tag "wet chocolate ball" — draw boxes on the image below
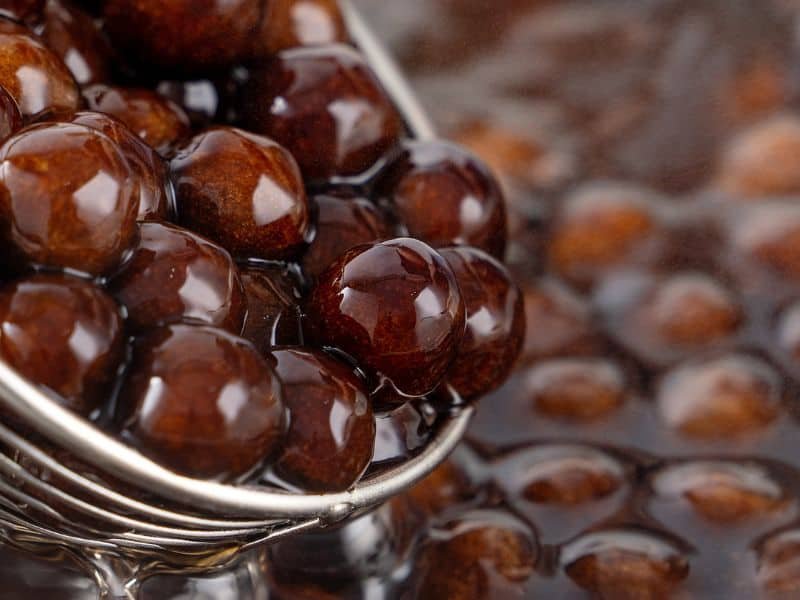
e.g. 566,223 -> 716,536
109,221 -> 246,333
0,122 -> 139,276
377,141 -> 508,259
0,273 -> 123,416
305,238 -> 465,398
171,127 -> 310,260
116,324 -> 286,480
255,0 -> 348,56
239,262 -> 303,353
272,348 -> 375,492
241,44 -> 402,181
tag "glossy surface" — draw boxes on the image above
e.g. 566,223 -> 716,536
109,221 -> 246,333
305,238 -> 465,398
239,262 -> 303,353
241,44 -> 402,180
301,190 -> 393,281
255,0 -> 348,56
0,0 -> 44,23
0,84 -> 20,141
0,18 -> 79,121
271,348 -> 375,492
171,127 -> 310,260
0,122 -> 139,276
377,141 -> 508,258
0,273 -> 123,416
439,246 -> 524,400
82,84 -> 190,154
116,324 -> 286,480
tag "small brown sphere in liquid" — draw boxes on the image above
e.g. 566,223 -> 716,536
525,358 -> 627,421
272,348 -> 375,492
0,18 -> 79,121
301,191 -> 393,282
0,122 -> 139,276
758,529 -> 800,593
82,84 -> 190,154
731,202 -> 800,283
254,0 -> 348,56
377,141 -> 508,259
657,354 -> 782,438
109,222 -> 246,333
171,127 -> 310,260
0,85 -> 21,142
305,238 -> 465,398
116,324 -> 286,480
439,246 -> 524,400
0,273 -> 123,416
239,262 -> 303,353
241,44 -> 402,181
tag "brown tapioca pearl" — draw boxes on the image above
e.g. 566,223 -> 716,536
305,238 -> 465,399
0,84 -> 20,141
171,127 -> 310,260
722,57 -> 788,125
70,111 -> 172,221
716,114 -> 800,198
0,0 -> 43,23
0,18 -> 79,121
0,122 -> 139,276
0,273 -> 123,416
109,222 -> 246,333
156,79 -> 220,129
439,247 -> 524,400
116,324 -> 286,481
657,354 -> 782,438
102,0 -> 262,74
547,182 -> 665,289
562,529 -> 690,600
729,202 -> 800,283
253,0 -> 348,56
82,84 -> 190,154
239,263 -> 302,353
652,461 -> 790,523
406,459 -> 473,516
757,529 -> 800,593
301,191 -> 393,282
37,0 -> 111,86
415,510 -> 537,600
524,358 -> 627,421
496,445 -> 626,506
371,400 -> 435,467
271,348 -> 375,492
240,44 -> 402,181
520,277 -> 597,363
376,140 -> 508,259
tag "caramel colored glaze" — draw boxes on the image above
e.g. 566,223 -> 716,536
301,191 -> 393,281
271,348 -> 375,492
239,262 -> 302,352
116,323 -> 286,480
254,0 -> 348,56
0,18 -> 79,122
0,122 -> 139,276
37,0 -> 111,86
109,221 -> 246,333
82,84 -> 190,154
305,238 -> 465,398
377,141 -> 508,259
241,44 -> 402,181
171,127 -> 310,260
0,0 -> 43,23
0,84 -> 21,141
0,273 -> 123,415
70,111 -> 172,221
102,0 -> 263,74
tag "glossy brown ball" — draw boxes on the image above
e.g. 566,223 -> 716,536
37,0 -> 111,86
254,0 -> 348,56
171,127 -> 310,260
82,84 -> 190,154
378,141 -> 508,259
240,263 -> 303,353
109,222 -> 246,333
758,529 -> 800,593
0,18 -> 79,121
116,324 -> 286,480
0,122 -> 139,276
71,111 -> 172,221
272,348 -> 375,492
0,273 -> 123,415
0,84 -> 21,142
440,246 -> 524,400
241,44 -> 402,181
306,238 -> 465,398
102,0 -> 262,74
301,191 -> 393,281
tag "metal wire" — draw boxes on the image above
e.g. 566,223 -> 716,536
0,0 -> 473,563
